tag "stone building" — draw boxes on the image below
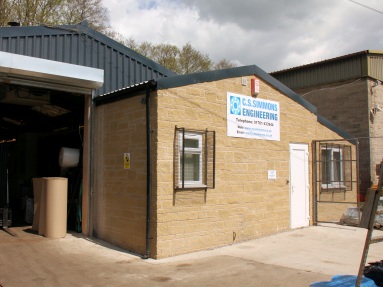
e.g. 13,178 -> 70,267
271,50 -> 383,198
92,66 -> 357,258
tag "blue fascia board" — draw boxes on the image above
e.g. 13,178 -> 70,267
157,64 -> 317,114
96,63 -> 351,142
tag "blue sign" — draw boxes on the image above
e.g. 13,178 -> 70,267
230,96 -> 241,115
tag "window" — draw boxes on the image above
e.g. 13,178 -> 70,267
180,133 -> 202,185
320,143 -> 352,190
174,127 -> 215,190
321,147 -> 343,188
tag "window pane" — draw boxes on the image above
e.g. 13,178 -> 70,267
322,150 -> 331,184
185,138 -> 199,148
184,153 -> 200,181
333,151 -> 341,182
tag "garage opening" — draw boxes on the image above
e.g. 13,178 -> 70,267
0,51 -> 103,234
0,86 -> 85,230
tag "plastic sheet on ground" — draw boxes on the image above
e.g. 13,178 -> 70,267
310,275 -> 378,287
340,200 -> 383,227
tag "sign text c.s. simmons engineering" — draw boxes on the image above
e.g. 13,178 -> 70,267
227,92 -> 280,141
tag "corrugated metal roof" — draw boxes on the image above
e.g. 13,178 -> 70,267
271,50 -> 370,74
0,21 -> 176,96
270,50 -> 383,90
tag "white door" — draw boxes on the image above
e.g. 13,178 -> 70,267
290,143 -> 309,229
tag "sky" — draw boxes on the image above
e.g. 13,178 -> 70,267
102,0 -> 383,73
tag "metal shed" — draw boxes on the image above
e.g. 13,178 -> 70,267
0,22 -> 174,235
0,20 -> 176,96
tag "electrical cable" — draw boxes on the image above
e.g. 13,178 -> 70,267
301,78 -> 362,97
348,0 -> 383,15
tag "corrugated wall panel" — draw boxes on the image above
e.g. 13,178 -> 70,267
272,56 -> 365,89
369,56 -> 383,81
0,25 -> 174,95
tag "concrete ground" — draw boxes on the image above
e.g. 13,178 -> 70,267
0,223 -> 382,287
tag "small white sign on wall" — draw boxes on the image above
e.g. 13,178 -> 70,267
268,170 -> 277,180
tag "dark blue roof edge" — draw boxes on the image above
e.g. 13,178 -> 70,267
94,81 -> 156,106
157,65 -> 358,141
317,114 -> 357,144
157,64 -> 318,114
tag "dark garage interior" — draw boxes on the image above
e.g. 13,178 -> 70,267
0,83 -> 85,231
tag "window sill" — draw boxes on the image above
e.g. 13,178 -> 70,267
321,185 -> 347,192
175,184 -> 207,191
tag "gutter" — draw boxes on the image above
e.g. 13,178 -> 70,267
88,90 -> 96,237
144,82 -> 153,259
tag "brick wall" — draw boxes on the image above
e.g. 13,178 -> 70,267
367,79 -> 383,185
93,96 -> 148,255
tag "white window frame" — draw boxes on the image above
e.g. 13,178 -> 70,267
321,147 -> 345,189
178,132 -> 204,187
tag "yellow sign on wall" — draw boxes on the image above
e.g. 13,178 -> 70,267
124,153 -> 131,169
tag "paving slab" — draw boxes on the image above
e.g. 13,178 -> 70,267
0,223 -> 382,287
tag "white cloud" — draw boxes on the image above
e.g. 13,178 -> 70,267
103,0 -> 383,72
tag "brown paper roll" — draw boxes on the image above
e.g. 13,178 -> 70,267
43,177 -> 68,238
38,182 -> 46,236
32,178 -> 43,232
